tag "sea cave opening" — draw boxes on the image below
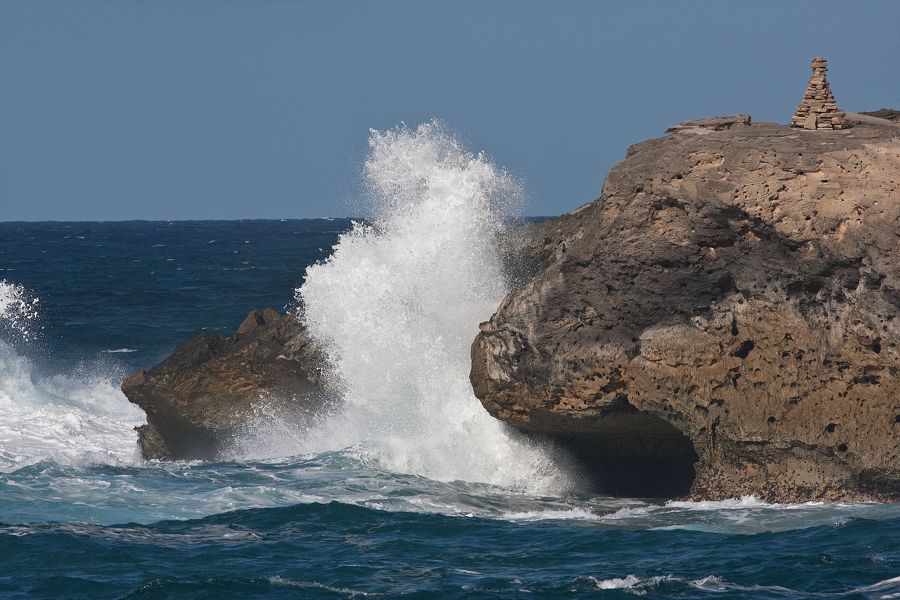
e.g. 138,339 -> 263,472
530,408 -> 699,499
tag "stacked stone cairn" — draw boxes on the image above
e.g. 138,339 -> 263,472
790,56 -> 847,130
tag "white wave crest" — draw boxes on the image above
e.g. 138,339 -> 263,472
584,574 -> 677,594
0,340 -> 146,472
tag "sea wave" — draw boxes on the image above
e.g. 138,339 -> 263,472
581,573 -> 900,598
291,121 -> 567,493
0,280 -> 145,472
1,501 -> 897,598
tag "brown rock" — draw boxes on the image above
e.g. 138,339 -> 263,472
133,422 -> 170,461
666,115 -> 751,132
123,308 -> 331,460
473,116 -> 900,502
860,108 -> 900,123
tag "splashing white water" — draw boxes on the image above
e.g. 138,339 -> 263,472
0,279 -> 40,341
0,282 -> 145,472
295,121 -> 567,491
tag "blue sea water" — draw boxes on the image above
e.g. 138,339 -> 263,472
0,219 -> 898,600
1,125 -> 898,598
0,219 -> 346,372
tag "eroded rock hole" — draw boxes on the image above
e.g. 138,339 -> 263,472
529,407 -> 699,498
732,340 -> 755,359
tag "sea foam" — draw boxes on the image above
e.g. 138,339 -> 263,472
0,281 -> 145,472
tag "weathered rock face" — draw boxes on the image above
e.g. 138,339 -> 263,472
123,308 -> 329,460
472,116 -> 900,502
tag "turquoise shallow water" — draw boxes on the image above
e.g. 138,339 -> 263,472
1,221 -> 898,599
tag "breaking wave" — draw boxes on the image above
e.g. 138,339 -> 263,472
0,281 -> 144,472
295,121 -> 567,491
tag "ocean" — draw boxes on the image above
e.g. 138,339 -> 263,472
1,124 -> 899,598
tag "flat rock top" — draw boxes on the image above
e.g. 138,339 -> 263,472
648,118 -> 893,153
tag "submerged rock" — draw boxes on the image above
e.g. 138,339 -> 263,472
473,115 -> 900,502
123,308 -> 329,460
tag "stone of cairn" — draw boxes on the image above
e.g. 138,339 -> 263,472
790,57 -> 847,130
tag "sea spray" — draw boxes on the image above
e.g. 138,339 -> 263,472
0,281 -> 145,471
0,279 -> 40,342
296,122 -> 568,491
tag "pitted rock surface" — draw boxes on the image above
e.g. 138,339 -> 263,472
472,117 -> 900,502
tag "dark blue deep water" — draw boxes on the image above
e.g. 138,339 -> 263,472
0,220 -> 348,371
0,221 -> 898,599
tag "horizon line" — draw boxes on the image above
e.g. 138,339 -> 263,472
0,216 -> 556,224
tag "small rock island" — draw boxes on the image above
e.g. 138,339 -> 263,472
123,308 -> 328,460
470,60 -> 899,502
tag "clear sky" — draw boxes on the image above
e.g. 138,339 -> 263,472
1,0 -> 898,221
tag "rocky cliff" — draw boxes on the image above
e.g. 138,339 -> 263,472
123,308 -> 329,460
472,114 -> 900,502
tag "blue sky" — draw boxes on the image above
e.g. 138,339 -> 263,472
1,0 -> 898,221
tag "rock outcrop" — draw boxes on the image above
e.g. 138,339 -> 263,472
861,108 -> 900,123
123,308 -> 329,460
667,114 -> 752,133
472,115 -> 900,502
